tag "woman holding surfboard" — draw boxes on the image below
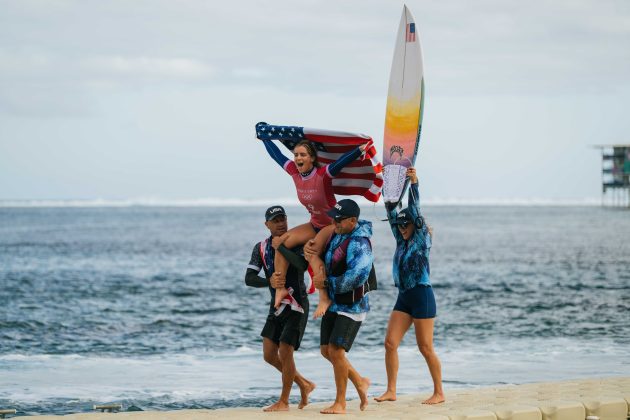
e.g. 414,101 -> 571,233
375,167 -> 444,405
259,134 -> 367,318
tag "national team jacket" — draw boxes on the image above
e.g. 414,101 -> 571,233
387,183 -> 432,292
324,220 -> 373,314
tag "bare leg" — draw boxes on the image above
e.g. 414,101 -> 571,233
309,255 -> 331,319
320,344 -> 348,414
263,343 -> 295,411
308,225 -> 335,318
262,338 -> 315,410
413,318 -> 445,404
320,345 -> 370,413
273,223 -> 317,308
375,310 -> 412,402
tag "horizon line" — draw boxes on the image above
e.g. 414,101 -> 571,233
0,197 -> 604,208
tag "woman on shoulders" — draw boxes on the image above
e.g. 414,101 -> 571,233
258,122 -> 367,317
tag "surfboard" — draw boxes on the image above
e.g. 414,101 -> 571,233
382,5 -> 425,205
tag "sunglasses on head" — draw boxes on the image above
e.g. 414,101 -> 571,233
397,221 -> 411,228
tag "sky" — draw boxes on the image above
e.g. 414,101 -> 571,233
1,0 -> 629,203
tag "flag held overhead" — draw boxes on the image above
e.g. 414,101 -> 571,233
256,122 -> 382,202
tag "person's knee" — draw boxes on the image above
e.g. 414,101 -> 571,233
320,346 -> 330,361
278,343 -> 294,361
328,345 -> 346,364
312,231 -> 331,253
263,352 -> 276,365
384,336 -> 399,353
263,347 -> 278,365
418,343 -> 434,358
284,229 -> 309,248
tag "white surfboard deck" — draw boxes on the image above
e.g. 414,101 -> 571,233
382,5 -> 425,205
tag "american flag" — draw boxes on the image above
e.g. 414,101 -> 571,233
256,122 -> 382,202
406,22 -> 416,43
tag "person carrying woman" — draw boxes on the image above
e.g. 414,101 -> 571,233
374,167 -> 445,405
257,122 -> 367,318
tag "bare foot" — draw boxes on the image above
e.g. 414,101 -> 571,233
357,377 -> 370,411
313,290 -> 331,319
263,400 -> 290,411
422,392 -> 445,405
274,286 -> 289,309
320,402 -> 346,414
298,380 -> 316,409
374,390 -> 396,402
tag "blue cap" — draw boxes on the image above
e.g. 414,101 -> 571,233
327,199 -> 360,219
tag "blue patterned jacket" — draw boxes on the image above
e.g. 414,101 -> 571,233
324,220 -> 373,314
387,183 -> 432,291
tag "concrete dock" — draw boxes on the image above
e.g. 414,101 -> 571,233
19,376 -> 630,419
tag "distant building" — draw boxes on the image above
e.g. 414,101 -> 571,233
595,144 -> 630,207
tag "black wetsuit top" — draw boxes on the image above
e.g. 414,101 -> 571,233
245,239 -> 308,314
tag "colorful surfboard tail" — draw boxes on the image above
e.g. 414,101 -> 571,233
382,5 -> 425,205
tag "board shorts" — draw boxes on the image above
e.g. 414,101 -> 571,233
261,300 -> 309,351
320,311 -> 362,352
393,284 -> 436,319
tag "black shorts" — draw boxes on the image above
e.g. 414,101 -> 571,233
260,300 -> 309,351
320,311 -> 362,352
393,284 -> 436,319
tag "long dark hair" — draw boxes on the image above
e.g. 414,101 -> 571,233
294,140 -> 320,168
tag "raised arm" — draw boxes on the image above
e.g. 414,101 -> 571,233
262,139 -> 290,169
327,145 -> 365,177
328,237 -> 373,294
386,202 -> 403,241
406,168 -> 430,247
407,168 -> 421,220
255,122 -> 290,169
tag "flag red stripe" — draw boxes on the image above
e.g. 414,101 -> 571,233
307,134 -> 371,145
334,186 -> 376,196
319,158 -> 374,168
334,173 -> 378,180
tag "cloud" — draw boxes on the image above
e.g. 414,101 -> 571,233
82,56 -> 213,80
0,49 -> 213,82
0,50 -> 215,116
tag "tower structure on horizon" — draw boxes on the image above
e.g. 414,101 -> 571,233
595,144 -> 630,207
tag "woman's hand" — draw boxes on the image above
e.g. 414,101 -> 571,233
406,167 -> 418,184
359,143 -> 368,157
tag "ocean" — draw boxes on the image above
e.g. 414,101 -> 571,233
1,205 -> 629,416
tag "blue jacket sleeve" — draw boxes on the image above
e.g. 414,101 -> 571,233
262,140 -> 289,169
387,205 -> 402,241
327,146 -> 363,177
408,183 -> 429,247
408,182 -> 421,220
329,237 -> 373,294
